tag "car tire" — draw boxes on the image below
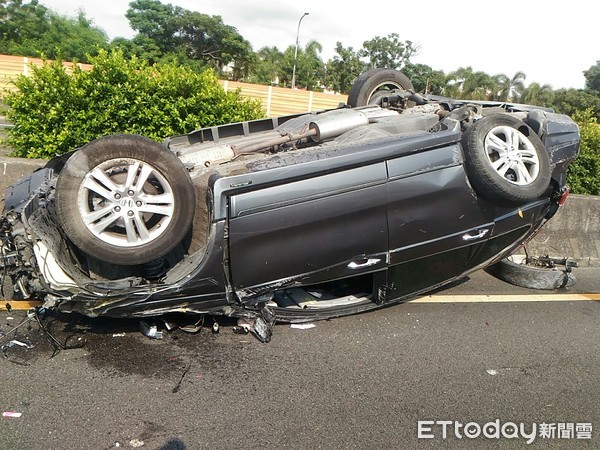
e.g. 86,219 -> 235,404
487,255 -> 576,290
55,134 -> 195,265
461,114 -> 551,205
347,68 -> 415,107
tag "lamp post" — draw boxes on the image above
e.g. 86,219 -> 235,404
291,12 -> 309,90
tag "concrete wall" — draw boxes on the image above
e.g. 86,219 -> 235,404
525,194 -> 600,267
1,156 -> 598,266
0,153 -> 47,211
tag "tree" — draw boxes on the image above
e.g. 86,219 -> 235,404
402,63 -> 446,95
296,40 -> 325,90
519,82 -> 554,106
248,46 -> 284,85
323,43 -> 366,94
0,0 -> 108,61
279,40 -> 325,90
583,60 -> 600,94
495,71 -> 526,101
445,67 -> 497,100
126,0 -> 253,78
125,0 -> 183,50
41,11 -> 109,61
549,88 -> 600,120
358,34 -> 417,70
0,0 -> 49,54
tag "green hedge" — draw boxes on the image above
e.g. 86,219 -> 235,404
567,110 -> 600,195
2,49 -> 264,159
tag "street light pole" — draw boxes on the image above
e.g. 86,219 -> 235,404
291,12 -> 309,90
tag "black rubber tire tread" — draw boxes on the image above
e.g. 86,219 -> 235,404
56,134 -> 195,265
488,257 -> 576,290
461,114 -> 551,205
347,68 -> 414,107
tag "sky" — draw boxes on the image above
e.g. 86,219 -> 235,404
39,0 -> 597,90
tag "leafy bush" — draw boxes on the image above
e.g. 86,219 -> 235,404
567,110 -> 600,195
3,49 -> 264,158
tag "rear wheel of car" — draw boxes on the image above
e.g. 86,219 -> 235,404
461,114 -> 551,205
55,134 -> 195,265
347,68 -> 415,107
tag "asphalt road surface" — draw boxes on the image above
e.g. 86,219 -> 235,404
1,268 -> 599,449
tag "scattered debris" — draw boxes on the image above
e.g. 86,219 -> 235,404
211,321 -> 220,334
112,333 -> 126,338
290,323 -> 316,330
179,316 -> 204,334
139,321 -> 163,339
129,439 -> 144,448
2,411 -> 22,418
486,369 -> 498,375
162,320 -> 178,331
233,318 -> 253,334
251,307 -> 275,343
1,338 -> 34,362
6,339 -> 33,349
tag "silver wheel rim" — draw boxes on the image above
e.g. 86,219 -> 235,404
77,158 -> 175,247
484,125 -> 540,186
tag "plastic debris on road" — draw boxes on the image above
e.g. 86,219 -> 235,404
290,323 -> 316,330
139,321 -> 163,339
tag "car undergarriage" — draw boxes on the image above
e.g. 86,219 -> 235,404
0,69 -> 580,333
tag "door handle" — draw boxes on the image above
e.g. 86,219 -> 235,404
462,229 -> 489,241
347,258 -> 381,269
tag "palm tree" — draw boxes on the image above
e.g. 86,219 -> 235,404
519,82 -> 555,106
284,40 -> 324,90
444,67 -> 497,100
495,71 -> 527,101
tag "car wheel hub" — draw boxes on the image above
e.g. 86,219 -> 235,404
484,125 -> 540,186
77,158 -> 175,248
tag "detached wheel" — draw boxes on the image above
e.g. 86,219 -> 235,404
56,134 -> 195,265
347,68 -> 414,107
488,255 -> 576,290
462,114 -> 551,205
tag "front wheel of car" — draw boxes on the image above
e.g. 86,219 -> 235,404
55,134 -> 195,265
461,114 -> 551,205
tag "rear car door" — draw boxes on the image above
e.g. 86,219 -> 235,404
385,143 -> 494,298
228,163 -> 388,292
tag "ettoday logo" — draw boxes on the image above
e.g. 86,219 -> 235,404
417,420 -> 593,444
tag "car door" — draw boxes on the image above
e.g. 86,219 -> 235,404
385,143 -> 494,298
228,162 -> 389,293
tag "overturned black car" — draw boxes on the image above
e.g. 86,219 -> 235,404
0,69 -> 580,325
